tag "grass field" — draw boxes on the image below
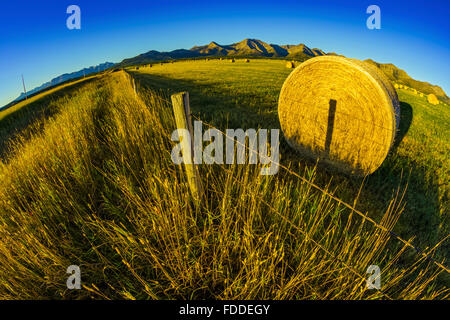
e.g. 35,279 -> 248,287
131,59 -> 449,255
0,60 -> 448,299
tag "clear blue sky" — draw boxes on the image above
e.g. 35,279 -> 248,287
1,0 -> 449,107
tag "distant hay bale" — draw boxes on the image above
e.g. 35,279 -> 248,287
419,93 -> 424,97
427,93 -> 439,105
245,59 -> 250,63
230,58 -> 235,63
286,61 -> 295,69
278,56 -> 400,175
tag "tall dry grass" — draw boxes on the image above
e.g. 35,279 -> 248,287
0,71 -> 447,299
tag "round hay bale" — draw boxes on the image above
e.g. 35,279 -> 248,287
286,61 -> 295,69
245,59 -> 250,63
230,58 -> 235,63
278,56 -> 400,175
427,93 -> 439,105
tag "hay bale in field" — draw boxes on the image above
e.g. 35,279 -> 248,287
278,55 -> 400,176
419,92 -> 424,97
427,93 -> 439,105
286,61 -> 295,69
245,59 -> 250,63
230,58 -> 235,63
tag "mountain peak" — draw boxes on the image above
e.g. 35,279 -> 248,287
208,41 -> 220,48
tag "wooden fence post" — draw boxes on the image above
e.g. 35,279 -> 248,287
171,92 -> 204,203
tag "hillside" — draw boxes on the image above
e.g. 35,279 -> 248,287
364,59 -> 450,104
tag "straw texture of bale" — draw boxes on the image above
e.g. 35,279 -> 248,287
278,56 -> 400,175
286,61 -> 295,69
427,94 -> 439,105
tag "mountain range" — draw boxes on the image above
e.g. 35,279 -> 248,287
4,39 -> 448,108
119,39 -> 325,66
12,62 -> 115,103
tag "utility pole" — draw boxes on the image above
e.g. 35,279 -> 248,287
21,74 -> 28,100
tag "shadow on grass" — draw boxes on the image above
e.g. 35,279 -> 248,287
392,101 -> 413,151
133,72 -> 447,269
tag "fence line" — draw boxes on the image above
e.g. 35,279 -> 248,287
129,78 -> 449,275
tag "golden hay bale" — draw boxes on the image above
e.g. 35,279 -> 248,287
230,58 -> 235,63
278,56 -> 400,175
427,93 -> 439,105
286,61 -> 295,69
419,93 -> 424,97
245,59 -> 250,63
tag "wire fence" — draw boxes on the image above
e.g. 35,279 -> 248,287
129,75 -> 449,278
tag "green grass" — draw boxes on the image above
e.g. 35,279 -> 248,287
132,59 -> 449,258
0,61 -> 448,299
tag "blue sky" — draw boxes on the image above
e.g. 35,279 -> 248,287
0,0 -> 449,107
